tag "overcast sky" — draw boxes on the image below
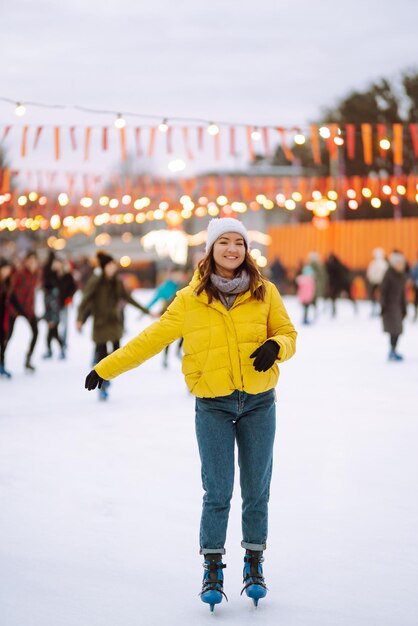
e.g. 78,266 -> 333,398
1,0 -> 417,175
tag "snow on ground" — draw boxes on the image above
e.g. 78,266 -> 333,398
1,292 -> 418,626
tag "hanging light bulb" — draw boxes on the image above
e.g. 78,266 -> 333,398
114,114 -> 126,129
207,122 -> 220,136
251,128 -> 261,141
15,102 -> 26,116
379,138 -> 391,151
294,133 -> 306,145
158,119 -> 169,132
319,126 -> 331,139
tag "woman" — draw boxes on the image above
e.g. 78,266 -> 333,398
84,219 -> 297,609
0,259 -> 15,378
380,251 -> 407,361
77,251 -> 150,400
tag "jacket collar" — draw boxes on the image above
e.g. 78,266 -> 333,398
189,269 -> 260,313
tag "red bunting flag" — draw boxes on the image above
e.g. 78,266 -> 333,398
409,123 -> 418,158
102,127 -> 108,151
377,124 -> 387,158
262,127 -> 271,157
182,127 -> 193,160
147,127 -> 156,157
197,127 -> 204,151
135,128 -> 143,157
69,127 -> 77,150
33,126 -> 43,149
1,126 -> 11,143
229,127 -> 236,156
84,127 -> 92,161
310,125 -> 321,165
345,124 -> 356,159
166,127 -> 173,154
21,126 -> 28,157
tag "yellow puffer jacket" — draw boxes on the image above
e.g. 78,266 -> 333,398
95,272 -> 297,398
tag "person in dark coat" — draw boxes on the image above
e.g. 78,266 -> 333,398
0,259 -> 20,378
7,251 -> 40,372
380,251 -> 408,361
42,255 -> 67,360
325,253 -> 356,317
76,251 -> 150,399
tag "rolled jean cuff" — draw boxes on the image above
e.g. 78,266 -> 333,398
200,548 -> 226,555
241,541 -> 266,551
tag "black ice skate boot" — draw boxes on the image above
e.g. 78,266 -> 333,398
241,550 -> 267,607
200,553 -> 227,612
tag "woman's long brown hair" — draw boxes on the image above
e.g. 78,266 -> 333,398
195,248 -> 266,303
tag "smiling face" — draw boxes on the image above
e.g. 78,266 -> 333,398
212,232 -> 246,278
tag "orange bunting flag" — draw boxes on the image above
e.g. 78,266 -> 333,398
277,128 -> 293,163
54,127 -> 61,160
310,125 -> 321,164
246,127 -> 255,161
102,127 -> 108,151
0,167 -> 10,193
33,127 -> 43,149
21,126 -> 28,157
147,127 -> 156,157
84,127 -> 92,161
69,127 -> 77,150
182,127 -> 193,160
119,127 -> 127,161
345,124 -> 356,160
377,124 -> 387,158
214,131 -> 221,161
361,124 -> 373,165
409,123 -> 418,158
392,123 -> 403,167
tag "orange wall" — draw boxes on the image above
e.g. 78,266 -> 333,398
268,218 -> 418,270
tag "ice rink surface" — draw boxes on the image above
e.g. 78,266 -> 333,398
1,292 -> 418,626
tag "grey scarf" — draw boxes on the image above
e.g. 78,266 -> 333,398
210,271 -> 251,310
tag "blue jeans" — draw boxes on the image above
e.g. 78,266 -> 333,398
195,389 -> 276,555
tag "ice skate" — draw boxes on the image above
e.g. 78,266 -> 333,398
98,380 -> 110,400
241,550 -> 267,607
0,366 -> 12,378
200,554 -> 227,612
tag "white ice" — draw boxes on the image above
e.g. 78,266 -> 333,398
1,292 -> 418,626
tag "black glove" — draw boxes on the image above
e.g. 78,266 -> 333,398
85,369 -> 104,390
250,340 -> 280,372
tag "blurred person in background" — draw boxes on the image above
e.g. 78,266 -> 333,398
7,251 -> 40,372
76,251 -> 150,400
146,266 -> 187,367
380,251 -> 408,361
366,248 -> 388,317
296,265 -> 316,325
307,251 -> 328,317
409,251 -> 418,321
325,253 -> 356,317
42,254 -> 67,360
0,259 -> 22,378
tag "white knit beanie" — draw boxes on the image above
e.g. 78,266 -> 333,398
205,218 -> 250,253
